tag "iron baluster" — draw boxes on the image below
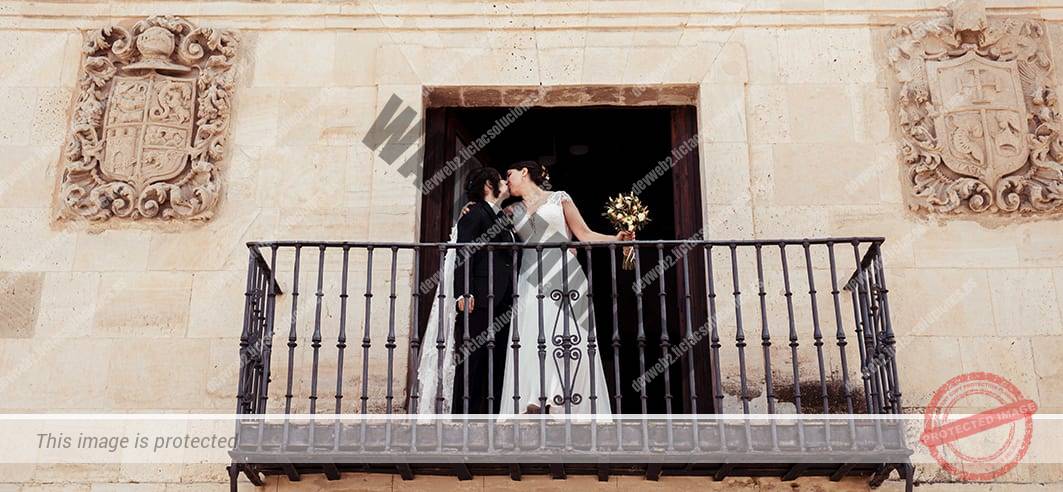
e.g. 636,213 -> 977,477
779,244 -> 806,451
608,244 -> 623,452
435,246 -> 447,414
336,246 -> 350,456
486,246 -> 495,451
655,244 -> 674,450
826,242 -> 857,450
583,245 -> 599,448
308,246 -> 326,451
803,241 -> 831,451
754,244 -> 778,451
632,245 -> 650,451
703,245 -> 725,451
283,246 -> 302,415
680,252 -> 699,452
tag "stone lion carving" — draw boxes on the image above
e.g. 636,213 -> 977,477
59,16 -> 238,222
887,0 -> 1063,215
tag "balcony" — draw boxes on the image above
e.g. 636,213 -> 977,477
227,238 -> 913,490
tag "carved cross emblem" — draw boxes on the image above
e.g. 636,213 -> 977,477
887,2 -> 1063,215
959,68 -> 998,104
927,52 -> 1030,188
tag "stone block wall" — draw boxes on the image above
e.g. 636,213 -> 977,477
1,0 -> 1062,489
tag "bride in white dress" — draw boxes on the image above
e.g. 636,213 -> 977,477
500,161 -> 634,415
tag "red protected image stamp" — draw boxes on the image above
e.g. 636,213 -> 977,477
920,372 -> 1038,481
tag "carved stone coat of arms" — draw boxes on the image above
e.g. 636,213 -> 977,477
887,1 -> 1063,215
59,16 -> 237,222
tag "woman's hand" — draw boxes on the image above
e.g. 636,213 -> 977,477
616,230 -> 636,242
460,201 -> 475,216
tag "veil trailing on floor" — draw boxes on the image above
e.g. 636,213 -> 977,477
414,224 -> 458,415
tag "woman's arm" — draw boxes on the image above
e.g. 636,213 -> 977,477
561,197 -> 635,242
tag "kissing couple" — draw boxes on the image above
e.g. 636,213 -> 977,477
415,161 -> 634,416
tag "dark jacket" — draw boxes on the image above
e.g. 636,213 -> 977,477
453,200 -> 516,304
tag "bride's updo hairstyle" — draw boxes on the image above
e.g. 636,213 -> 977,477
508,160 -> 550,187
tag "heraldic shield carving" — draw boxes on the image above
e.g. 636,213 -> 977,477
59,16 -> 238,222
887,1 -> 1063,215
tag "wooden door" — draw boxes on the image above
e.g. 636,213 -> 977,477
670,106 -> 713,413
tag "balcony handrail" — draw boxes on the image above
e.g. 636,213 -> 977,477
249,246 -> 283,295
247,237 -> 886,250
844,241 -> 883,291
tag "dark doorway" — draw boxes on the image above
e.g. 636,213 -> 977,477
415,104 -> 711,414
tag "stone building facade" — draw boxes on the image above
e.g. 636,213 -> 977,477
2,0 -> 1063,490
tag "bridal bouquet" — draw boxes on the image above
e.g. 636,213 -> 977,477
603,192 -> 650,270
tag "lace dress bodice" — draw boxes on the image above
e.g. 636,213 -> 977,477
513,191 -> 572,244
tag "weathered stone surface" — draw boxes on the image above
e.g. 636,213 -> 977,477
699,83 -> 746,143
779,28 -> 876,85
0,209 -> 77,271
746,85 -> 789,144
0,272 -> 43,338
424,86 -> 462,107
270,472 -> 392,490
276,89 -> 328,145
704,204 -> 754,238
786,85 -> 853,143
35,272 -> 99,337
501,87 -> 542,106
187,270 -> 245,338
957,337 -> 1039,402
253,30 -> 332,88
0,146 -> 59,209
828,209 -> 919,267
988,269 -> 1063,336
333,31 -> 383,87
1032,335 -> 1063,409
73,229 -> 152,272
618,476 -> 759,491
542,86 -> 587,105
538,48 -> 583,86
752,205 -> 830,238
850,85 -> 891,144
397,475 -> 481,491
700,142 -> 751,206
894,335 -> 964,406
116,463 -> 184,485
0,339 -> 113,410
145,205 -> 278,271
886,268 -> 995,337
256,145 -> 346,210
230,88 -> 279,147
462,87 -> 503,106
57,16 -> 238,223
769,143 -> 886,206
0,31 -> 67,88
103,338 -> 209,409
910,221 -> 1022,268
94,272 -> 192,336
582,47 -> 629,84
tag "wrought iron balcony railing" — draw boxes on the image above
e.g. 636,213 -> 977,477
229,238 -> 913,491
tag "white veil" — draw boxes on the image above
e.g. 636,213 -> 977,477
414,223 -> 458,414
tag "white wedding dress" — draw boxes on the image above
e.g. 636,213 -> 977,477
499,191 -> 612,415
414,224 -> 459,415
